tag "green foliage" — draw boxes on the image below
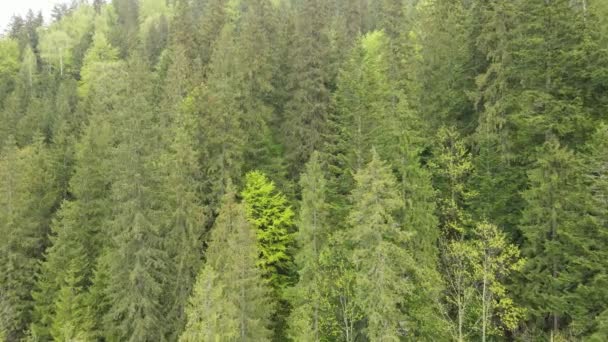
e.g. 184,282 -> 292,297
242,171 -> 295,288
347,150 -> 414,340
242,171 -> 295,340
0,135 -> 60,341
519,138 -> 590,338
180,188 -> 272,342
0,0 -> 606,340
288,152 -> 330,341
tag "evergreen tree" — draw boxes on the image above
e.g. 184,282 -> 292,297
242,171 -> 295,340
180,187 -> 272,342
191,24 -> 245,209
288,152 -> 330,341
101,58 -> 168,341
161,92 -> 206,339
347,150 -> 414,340
518,138 -> 589,339
30,114 -> 113,340
281,0 -> 333,177
0,134 -> 60,341
578,124 -> 608,338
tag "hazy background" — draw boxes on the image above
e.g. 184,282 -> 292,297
0,0 -> 59,34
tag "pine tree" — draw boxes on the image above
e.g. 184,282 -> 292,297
288,152 -> 330,341
191,24 -> 246,209
101,58 -> 168,341
0,134 -> 60,341
180,187 -> 272,342
518,137 -> 589,339
50,256 -> 95,341
397,143 -> 448,339
30,114 -> 113,340
161,93 -> 206,339
347,150 -> 414,340
242,171 -> 295,289
568,124 -> 608,337
411,0 -> 476,132
281,0 -> 333,178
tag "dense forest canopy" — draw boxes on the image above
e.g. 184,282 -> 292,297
0,0 -> 607,341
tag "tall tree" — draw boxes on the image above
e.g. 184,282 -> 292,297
281,0 -> 333,178
160,93 -> 206,339
30,114 -> 113,340
242,171 -> 295,340
347,150 -> 414,340
518,138 -> 589,340
101,58 -> 168,341
288,152 -> 330,341
0,135 -> 60,341
180,187 -> 272,342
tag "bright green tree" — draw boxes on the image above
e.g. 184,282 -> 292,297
242,171 -> 295,340
472,221 -> 524,341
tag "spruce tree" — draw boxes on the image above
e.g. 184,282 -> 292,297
101,58 -> 168,341
519,137 -> 589,339
180,187 -> 272,342
282,0 -> 333,177
242,171 -> 295,340
191,23 -> 245,209
288,152 -> 330,341
0,134 -> 60,341
161,93 -> 206,339
30,114 -> 113,340
347,150 -> 414,340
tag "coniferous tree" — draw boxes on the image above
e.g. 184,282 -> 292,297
30,114 -> 113,340
0,134 -> 60,341
347,150 -> 414,340
191,24 -> 245,209
242,171 -> 295,340
579,124 -> 608,338
101,57 -> 168,341
519,138 -> 589,339
288,152 -> 330,341
180,187 -> 272,342
282,0 -> 333,178
161,93 -> 206,339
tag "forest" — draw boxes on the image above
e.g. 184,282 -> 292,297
0,0 -> 607,341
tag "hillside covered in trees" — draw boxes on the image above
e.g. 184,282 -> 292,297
0,0 -> 607,341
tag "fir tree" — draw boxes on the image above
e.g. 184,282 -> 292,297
180,187 -> 272,342
519,137 -> 589,339
288,152 -> 330,341
242,171 -> 295,340
347,150 -> 414,340
0,134 -> 60,341
161,93 -> 206,339
101,58 -> 168,341
281,0 -> 333,178
30,114 -> 113,340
